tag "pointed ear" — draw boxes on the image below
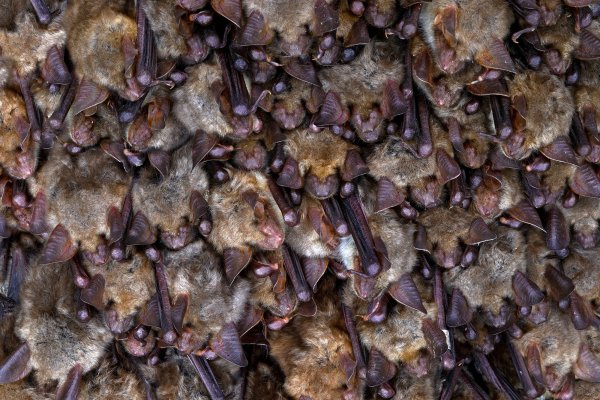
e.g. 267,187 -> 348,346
506,200 -> 544,231
436,149 -> 461,184
341,149 -> 369,181
339,352 -> 357,384
71,77 -> 109,116
570,291 -> 593,330
544,265 -> 575,301
574,29 -> 600,60
80,274 -> 106,310
210,322 -> 248,367
446,288 -> 472,327
190,190 -> 210,222
475,38 -> 517,73
574,343 -> 600,382
366,348 -> 397,387
125,212 -> 156,246
465,218 -> 496,245
374,178 -> 404,213
29,191 -> 48,235
223,247 -> 252,284
210,0 -> 242,26
56,364 -> 82,400
545,206 -> 570,251
237,10 -> 273,46
148,150 -> 171,179
388,273 -> 426,313
107,206 -> 124,244
235,305 -> 263,337
283,58 -> 321,87
413,48 -> 433,88
301,258 -> 328,293
312,91 -> 348,126
467,78 -> 509,96
40,224 -> 78,265
297,297 -> 318,317
0,343 -> 31,384
313,0 -> 339,36
139,294 -> 161,328
434,5 -> 457,46
172,294 -> 189,333
570,164 -> 600,198
192,130 -> 218,168
345,18 -> 370,47
421,318 -> 448,358
381,80 -> 408,119
540,136 -> 578,165
276,157 -> 303,189
512,271 -> 544,307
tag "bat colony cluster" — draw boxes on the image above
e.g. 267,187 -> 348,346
1,0 -> 600,399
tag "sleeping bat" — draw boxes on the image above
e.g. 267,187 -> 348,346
28,146 -> 132,262
317,37 -> 405,143
537,12 -> 580,75
131,137 -> 209,250
141,0 -> 188,60
559,196 -> 600,249
269,275 -> 361,400
280,127 -> 362,199
417,207 -> 497,269
573,59 -> 600,164
561,246 -> 600,330
420,0 -> 515,74
13,258 -> 112,390
207,169 -> 285,282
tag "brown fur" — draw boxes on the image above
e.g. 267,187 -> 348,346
142,0 -> 187,60
78,355 -> 147,400
269,276 -> 357,399
538,13 -> 580,73
29,146 -> 131,253
164,240 -> 250,348
445,226 -> 526,315
540,161 -> 575,205
504,70 -> 574,160
471,168 -> 524,220
142,87 -> 192,151
285,196 -> 337,259
207,170 -> 285,252
562,247 -> 600,305
244,361 -> 288,399
560,197 -> 600,249
15,260 -> 112,386
132,139 -> 209,235
420,0 -> 514,72
319,38 -> 404,117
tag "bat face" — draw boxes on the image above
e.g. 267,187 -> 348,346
560,197 -> 600,249
208,170 -> 285,253
29,146 -> 132,255
537,13 -> 580,75
420,0 -> 514,74
15,259 -> 112,387
132,139 -> 209,250
503,70 -> 574,160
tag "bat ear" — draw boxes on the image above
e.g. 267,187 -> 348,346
237,10 -> 273,46
29,191 -> 48,235
362,292 -> 389,323
211,0 -> 242,27
435,5 -> 457,46
466,78 -> 509,96
140,294 -> 161,328
352,269 -> 376,300
465,218 -> 496,246
525,343 -> 545,386
210,322 -> 248,367
339,352 -> 358,384
341,149 -> 369,182
570,164 -> 600,198
512,271 -> 544,307
421,318 -> 448,358
223,246 -> 252,284
40,224 -> 78,265
345,18 -> 370,47
148,150 -> 171,178
475,38 -> 517,73
276,157 -> 303,189
283,58 -> 321,87
107,206 -> 125,244
446,288 -> 472,327
101,140 -> 131,172
582,105 -> 599,141
42,46 -> 71,85
0,343 -> 31,384
312,91 -> 348,126
506,200 -> 544,231
313,0 -> 339,35
80,274 -> 106,310
236,305 -> 264,337
172,294 -> 189,334
381,79 -> 408,119
374,177 -> 404,213
366,348 -> 396,387
297,297 -> 318,317
125,212 -> 156,246
574,343 -> 600,382
436,149 -> 461,184
308,206 -> 337,247
413,49 -> 433,88
574,29 -> 600,60
545,206 -> 570,252
540,136 -> 578,165
301,258 -> 327,293
414,224 -> 432,253
71,77 -> 109,116
544,265 -> 575,303
192,130 -> 218,168
388,273 -> 426,313
56,364 -> 82,400
570,291 -> 593,330
190,190 -> 210,222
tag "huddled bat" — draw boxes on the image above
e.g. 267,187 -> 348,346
417,207 -> 496,269
132,137 -> 209,250
561,246 -> 600,330
28,146 -> 131,261
141,0 -> 188,60
266,78 -> 316,130
444,226 -> 542,336
269,275 -> 361,399
560,196 -> 600,249
280,128 -> 361,199
503,69 -> 574,160
367,115 -> 459,210
537,12 -> 580,75
317,37 -> 405,142
573,59 -> 600,163
207,169 -> 285,282
420,0 -> 515,74
13,259 -> 112,390
63,0 -> 140,101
